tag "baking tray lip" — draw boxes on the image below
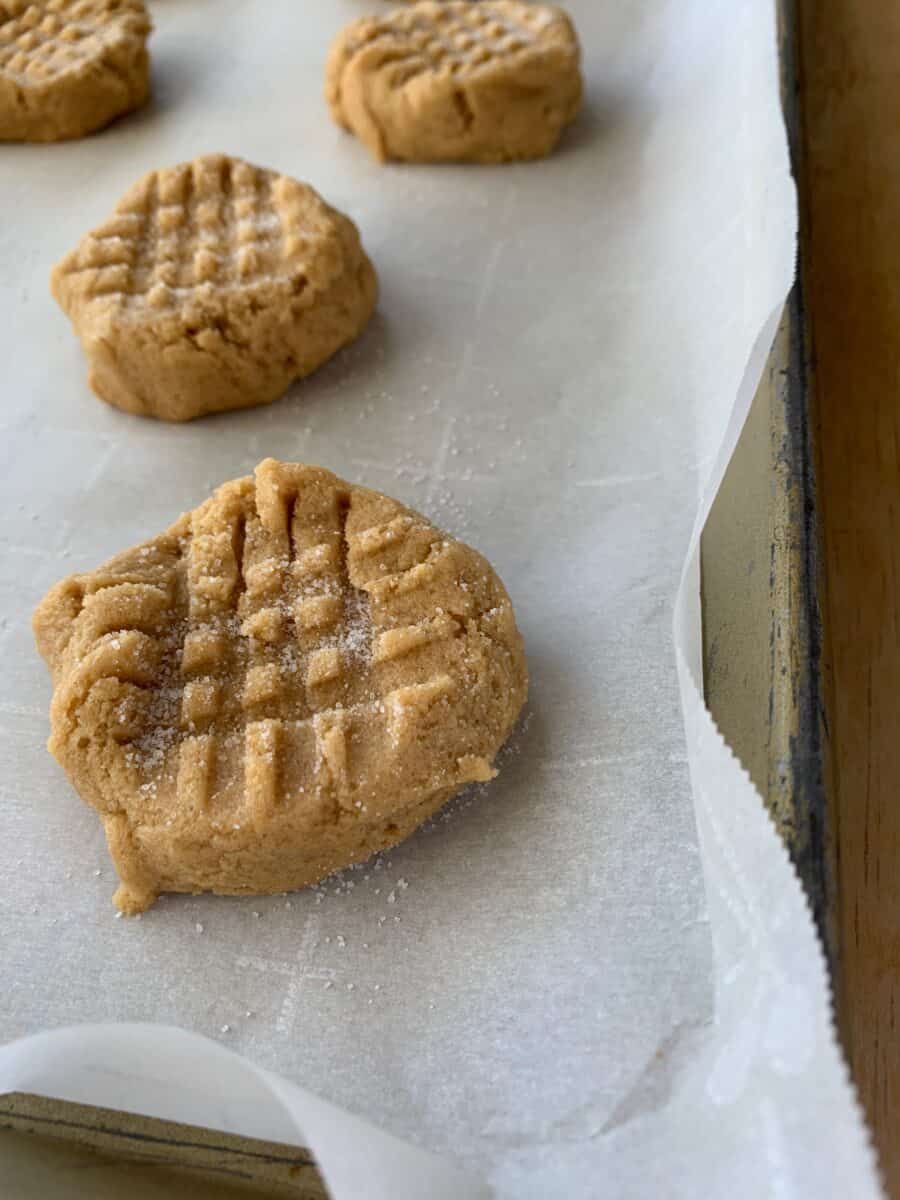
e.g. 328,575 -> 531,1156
776,0 -> 835,971
0,1090 -> 327,1196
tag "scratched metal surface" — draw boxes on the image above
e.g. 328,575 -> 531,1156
702,304 -> 832,963
703,0 -> 834,968
0,1093 -> 325,1198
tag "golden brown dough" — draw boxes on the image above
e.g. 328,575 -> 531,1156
51,154 -> 378,421
0,0 -> 151,142
34,459 -> 528,913
326,0 -> 582,163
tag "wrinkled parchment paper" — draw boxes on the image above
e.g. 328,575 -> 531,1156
0,1 -> 883,1196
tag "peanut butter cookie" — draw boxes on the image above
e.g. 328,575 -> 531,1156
0,0 -> 151,142
51,155 -> 378,421
34,459 -> 528,913
326,0 -> 581,163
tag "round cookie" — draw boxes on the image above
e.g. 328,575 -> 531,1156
325,0 -> 582,164
33,459 -> 528,913
51,154 -> 378,421
0,0 -> 151,142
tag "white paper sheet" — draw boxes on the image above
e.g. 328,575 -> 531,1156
0,1 -> 882,1196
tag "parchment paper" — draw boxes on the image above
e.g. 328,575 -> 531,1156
0,1 -> 882,1196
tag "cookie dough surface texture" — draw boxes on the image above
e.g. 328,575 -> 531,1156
51,154 -> 378,421
33,459 -> 528,913
0,0 -> 151,142
326,0 -> 581,163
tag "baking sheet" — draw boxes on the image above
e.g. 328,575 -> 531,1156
0,1 -> 882,1197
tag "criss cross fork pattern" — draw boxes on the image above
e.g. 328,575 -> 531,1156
0,0 -> 147,83
56,156 -> 325,314
344,1 -> 557,77
57,463 -> 512,833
